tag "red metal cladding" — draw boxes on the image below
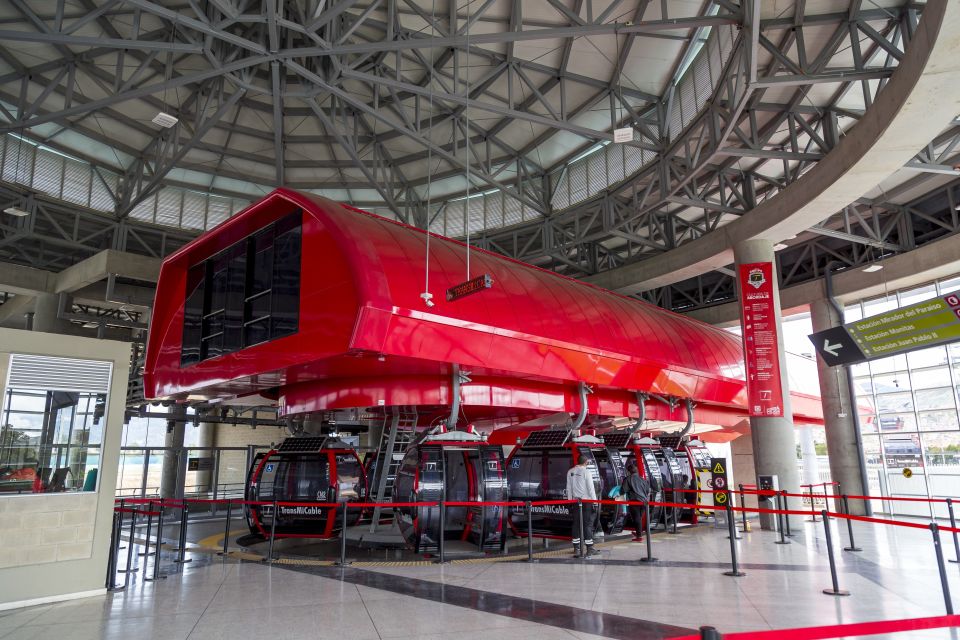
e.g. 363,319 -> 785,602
143,188 -> 824,427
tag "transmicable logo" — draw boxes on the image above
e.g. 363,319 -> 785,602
747,267 -> 766,290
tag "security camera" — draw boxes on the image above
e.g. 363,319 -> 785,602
420,291 -> 434,307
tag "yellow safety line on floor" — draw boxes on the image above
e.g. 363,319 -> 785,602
179,526 -> 682,567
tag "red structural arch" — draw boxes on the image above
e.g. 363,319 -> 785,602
143,188 -> 823,428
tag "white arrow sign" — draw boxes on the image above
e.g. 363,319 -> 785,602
823,339 -> 842,357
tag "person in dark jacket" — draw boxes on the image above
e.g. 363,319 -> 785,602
566,455 -> 599,558
622,461 -> 651,541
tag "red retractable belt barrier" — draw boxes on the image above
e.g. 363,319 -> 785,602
669,614 -> 960,640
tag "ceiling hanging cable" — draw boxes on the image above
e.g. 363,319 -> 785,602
464,0 -> 473,281
420,0 -> 438,308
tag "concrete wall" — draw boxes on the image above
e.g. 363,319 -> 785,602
0,329 -> 131,609
210,421 -> 284,489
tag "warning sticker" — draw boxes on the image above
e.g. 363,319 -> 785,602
712,461 -> 726,475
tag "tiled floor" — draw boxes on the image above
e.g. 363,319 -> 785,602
2,517 -> 960,639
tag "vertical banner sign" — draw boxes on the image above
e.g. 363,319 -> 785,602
711,458 -> 729,507
738,262 -> 785,417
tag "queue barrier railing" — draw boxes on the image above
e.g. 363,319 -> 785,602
675,614 -> 960,640
108,489 -> 960,613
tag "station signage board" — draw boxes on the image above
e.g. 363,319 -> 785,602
809,292 -> 960,367
446,274 -> 493,302
737,262 -> 785,418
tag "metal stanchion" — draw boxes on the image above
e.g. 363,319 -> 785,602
145,504 -> 167,582
336,502 -> 351,566
119,508 -> 139,583
728,493 -> 741,540
640,502 -> 656,563
219,500 -> 233,557
782,491 -> 794,537
947,498 -> 960,564
774,492 -> 790,545
722,504 -> 745,576
738,484 -> 747,531
436,501 -> 446,564
931,523 -> 954,614
576,499 -> 585,558
525,502 -> 535,563
669,491 -> 678,534
117,499 -> 127,550
699,626 -> 722,640
267,500 -> 278,563
174,503 -> 191,565
106,511 -> 125,592
821,510 -> 849,596
807,487 -> 818,522
842,496 -> 862,552
139,500 -> 155,557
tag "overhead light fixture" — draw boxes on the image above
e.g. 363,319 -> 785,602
152,112 -> 179,128
863,264 -> 884,273
954,202 -> 960,211
3,206 -> 29,217
772,243 -> 788,251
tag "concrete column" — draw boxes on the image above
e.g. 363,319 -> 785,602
810,298 -> 868,514
160,405 -> 187,500
31,294 -> 71,334
195,419 -> 216,494
734,239 -> 801,529
798,425 -> 820,486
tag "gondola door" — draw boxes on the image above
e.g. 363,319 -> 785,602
415,446 -> 444,553
593,447 -> 626,535
466,446 -> 507,552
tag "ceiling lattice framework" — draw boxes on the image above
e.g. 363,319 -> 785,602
0,0 -> 957,317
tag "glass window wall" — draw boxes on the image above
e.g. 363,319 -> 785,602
846,277 -> 960,517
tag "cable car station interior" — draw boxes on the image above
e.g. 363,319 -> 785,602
2,2 -> 960,639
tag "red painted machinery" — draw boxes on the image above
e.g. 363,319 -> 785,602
143,188 -> 824,432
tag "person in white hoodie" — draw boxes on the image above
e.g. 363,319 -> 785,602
566,455 -> 599,558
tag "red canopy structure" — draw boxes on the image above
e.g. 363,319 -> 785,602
144,188 -> 824,430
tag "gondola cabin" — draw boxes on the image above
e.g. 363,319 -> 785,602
664,436 -> 715,519
392,429 -> 507,554
245,436 -> 366,538
499,430 -> 626,539
600,432 -> 665,529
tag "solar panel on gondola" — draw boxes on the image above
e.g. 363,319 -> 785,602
658,436 -> 681,450
601,432 -> 630,448
277,437 -> 328,452
521,430 -> 569,448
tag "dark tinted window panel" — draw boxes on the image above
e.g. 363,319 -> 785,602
181,264 -> 205,366
270,213 -> 301,338
250,228 -> 274,295
223,245 -> 246,355
181,208 -> 302,365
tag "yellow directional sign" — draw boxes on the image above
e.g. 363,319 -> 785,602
712,461 -> 726,474
903,468 -> 913,478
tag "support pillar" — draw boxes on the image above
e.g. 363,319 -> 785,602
798,424 -> 821,487
31,294 -> 71,334
734,239 -> 801,530
195,417 -> 216,494
160,405 -> 187,500
810,298 -> 869,515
